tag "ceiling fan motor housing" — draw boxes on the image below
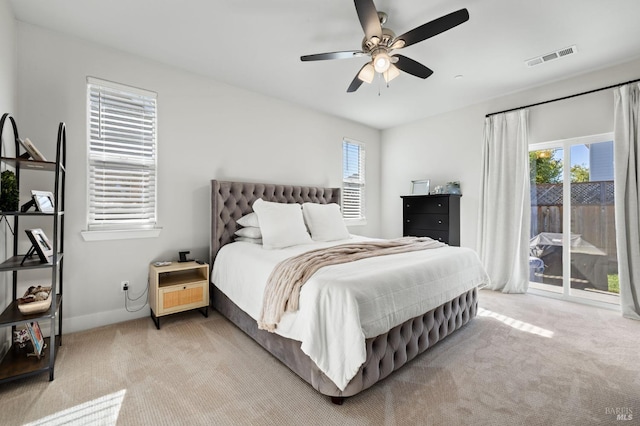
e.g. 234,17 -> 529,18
361,27 -> 397,53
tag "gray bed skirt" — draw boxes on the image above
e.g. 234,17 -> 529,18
211,285 -> 478,399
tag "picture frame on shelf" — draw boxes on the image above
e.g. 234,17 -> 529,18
31,190 -> 55,213
410,179 -> 430,195
18,137 -> 47,161
25,228 -> 54,263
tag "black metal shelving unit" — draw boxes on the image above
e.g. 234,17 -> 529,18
0,113 -> 66,383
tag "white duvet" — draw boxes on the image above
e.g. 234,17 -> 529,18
211,235 -> 489,391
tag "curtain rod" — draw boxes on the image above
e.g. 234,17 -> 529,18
485,77 -> 640,118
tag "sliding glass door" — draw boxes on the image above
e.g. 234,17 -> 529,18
529,134 -> 619,305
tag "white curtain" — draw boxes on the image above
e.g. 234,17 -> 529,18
478,110 -> 530,293
613,83 -> 640,320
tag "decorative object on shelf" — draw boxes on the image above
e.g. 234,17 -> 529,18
18,137 -> 47,161
0,170 -> 19,212
13,328 -> 31,354
24,228 -> 54,264
432,185 -> 444,194
446,181 -> 461,195
26,321 -> 46,358
410,179 -> 430,195
17,285 -> 52,314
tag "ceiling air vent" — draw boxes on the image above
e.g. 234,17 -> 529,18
526,45 -> 578,67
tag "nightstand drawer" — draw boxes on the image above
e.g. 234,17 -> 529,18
158,281 -> 207,315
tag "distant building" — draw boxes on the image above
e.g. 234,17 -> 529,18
589,141 -> 614,181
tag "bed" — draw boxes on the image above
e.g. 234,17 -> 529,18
209,179 -> 487,404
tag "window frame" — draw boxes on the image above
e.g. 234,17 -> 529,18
81,77 -> 161,241
342,138 -> 366,225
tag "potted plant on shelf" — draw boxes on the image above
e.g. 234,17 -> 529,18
0,170 -> 19,212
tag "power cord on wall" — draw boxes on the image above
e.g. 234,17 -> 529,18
124,278 -> 149,313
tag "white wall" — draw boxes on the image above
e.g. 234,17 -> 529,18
16,23 -> 381,332
381,56 -> 640,249
0,0 -> 17,358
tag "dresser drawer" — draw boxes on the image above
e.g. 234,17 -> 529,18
404,213 -> 449,230
403,228 -> 450,243
403,197 -> 449,214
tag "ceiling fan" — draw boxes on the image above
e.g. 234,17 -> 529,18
300,0 -> 469,92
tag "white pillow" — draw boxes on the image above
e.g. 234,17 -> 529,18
235,236 -> 262,245
302,203 -> 350,242
252,199 -> 312,249
234,226 -> 262,239
237,212 -> 260,228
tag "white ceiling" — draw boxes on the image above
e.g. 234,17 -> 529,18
10,0 -> 640,129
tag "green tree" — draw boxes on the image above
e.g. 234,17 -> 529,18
530,150 -> 562,183
571,164 -> 589,182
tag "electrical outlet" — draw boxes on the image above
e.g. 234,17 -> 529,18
121,281 -> 129,292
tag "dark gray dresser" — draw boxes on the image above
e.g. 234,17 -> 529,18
401,194 -> 461,246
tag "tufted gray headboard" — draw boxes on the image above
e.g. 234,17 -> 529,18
210,180 -> 341,266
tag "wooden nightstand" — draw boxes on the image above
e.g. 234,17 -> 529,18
148,261 -> 209,329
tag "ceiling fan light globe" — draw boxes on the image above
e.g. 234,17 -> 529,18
358,63 -> 375,84
373,52 -> 391,73
390,39 -> 406,50
383,64 -> 400,83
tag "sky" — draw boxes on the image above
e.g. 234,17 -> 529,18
550,144 -> 589,167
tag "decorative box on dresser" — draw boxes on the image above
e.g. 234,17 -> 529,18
401,194 -> 461,246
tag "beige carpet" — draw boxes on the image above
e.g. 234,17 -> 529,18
1,289 -> 639,426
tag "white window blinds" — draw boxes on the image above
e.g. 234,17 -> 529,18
342,139 -> 365,220
87,78 -> 157,230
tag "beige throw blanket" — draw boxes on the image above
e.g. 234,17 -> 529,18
258,237 -> 445,331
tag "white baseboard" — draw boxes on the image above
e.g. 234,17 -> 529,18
62,305 -> 150,334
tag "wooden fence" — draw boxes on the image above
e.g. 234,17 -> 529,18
531,181 -> 617,265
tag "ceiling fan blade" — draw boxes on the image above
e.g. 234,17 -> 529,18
394,55 -> 434,79
395,8 -> 469,48
347,63 -> 370,93
301,51 -> 365,61
354,0 -> 382,40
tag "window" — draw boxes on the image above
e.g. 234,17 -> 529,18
86,78 -> 157,232
342,139 -> 365,222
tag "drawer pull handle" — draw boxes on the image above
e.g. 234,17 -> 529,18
406,204 -> 410,207
438,203 -> 442,207
438,220 -> 443,224
406,219 -> 410,223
